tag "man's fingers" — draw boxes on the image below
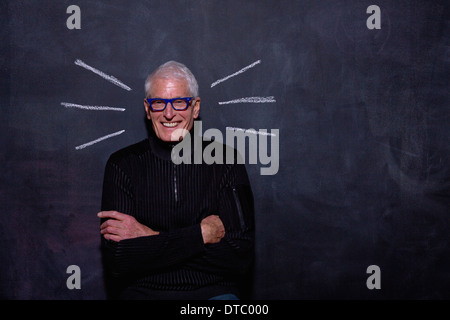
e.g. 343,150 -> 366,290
100,219 -> 122,230
100,225 -> 122,237
98,210 -> 158,241
98,210 -> 127,220
103,233 -> 122,242
100,217 -> 124,239
100,220 -> 125,243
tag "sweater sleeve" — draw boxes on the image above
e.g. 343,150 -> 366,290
184,163 -> 255,276
100,158 -> 205,278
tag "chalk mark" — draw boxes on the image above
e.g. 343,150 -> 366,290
219,96 -> 276,105
226,126 -> 277,137
211,60 -> 261,88
375,141 -> 419,158
74,59 -> 132,91
61,102 -> 126,112
75,130 -> 125,150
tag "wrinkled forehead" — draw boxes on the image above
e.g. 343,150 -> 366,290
149,77 -> 190,98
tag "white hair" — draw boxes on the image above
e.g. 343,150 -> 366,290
144,61 -> 199,98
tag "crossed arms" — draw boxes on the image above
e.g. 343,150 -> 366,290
99,157 -> 254,278
98,210 -> 225,245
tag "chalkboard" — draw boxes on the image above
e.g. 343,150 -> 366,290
1,0 -> 449,300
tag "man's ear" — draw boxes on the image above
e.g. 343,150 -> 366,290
144,99 -> 151,120
193,97 -> 200,119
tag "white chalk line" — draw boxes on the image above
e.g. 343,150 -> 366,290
375,141 -> 419,158
226,127 -> 277,137
218,96 -> 276,105
74,59 -> 132,91
61,102 -> 126,112
211,60 -> 261,88
75,130 -> 125,150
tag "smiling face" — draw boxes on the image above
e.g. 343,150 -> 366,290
144,78 -> 200,142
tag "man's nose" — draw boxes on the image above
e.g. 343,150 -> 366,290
163,102 -> 175,118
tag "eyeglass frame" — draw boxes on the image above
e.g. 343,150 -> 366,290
145,97 -> 194,112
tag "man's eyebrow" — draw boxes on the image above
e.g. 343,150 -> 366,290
149,97 -> 189,99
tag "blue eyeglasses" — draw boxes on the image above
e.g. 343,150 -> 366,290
146,97 -> 194,111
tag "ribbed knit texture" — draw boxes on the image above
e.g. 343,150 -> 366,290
100,129 -> 254,298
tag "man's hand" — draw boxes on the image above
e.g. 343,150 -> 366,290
201,215 -> 225,244
98,211 -> 159,242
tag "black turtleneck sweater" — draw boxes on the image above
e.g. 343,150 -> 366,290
100,129 -> 255,299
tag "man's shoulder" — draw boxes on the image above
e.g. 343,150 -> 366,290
107,139 -> 149,163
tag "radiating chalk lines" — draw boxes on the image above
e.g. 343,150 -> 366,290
211,60 -> 277,106
219,96 -> 276,105
63,58 -> 276,150
211,60 -> 261,88
75,130 -> 126,150
61,102 -> 126,112
226,126 -> 277,137
63,59 -> 130,150
211,59 -> 277,139
74,59 -> 132,91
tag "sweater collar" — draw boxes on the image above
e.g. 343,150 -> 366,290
147,126 -> 197,161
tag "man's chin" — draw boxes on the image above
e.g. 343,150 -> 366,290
156,127 -> 189,142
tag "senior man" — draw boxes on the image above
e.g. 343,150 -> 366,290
98,61 -> 255,300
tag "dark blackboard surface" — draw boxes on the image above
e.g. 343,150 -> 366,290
1,0 -> 449,299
